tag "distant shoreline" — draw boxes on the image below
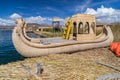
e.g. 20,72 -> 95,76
0,27 -> 14,30
0,25 -> 14,30
0,29 -> 13,30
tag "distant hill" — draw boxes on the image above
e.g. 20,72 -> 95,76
96,22 -> 109,25
0,23 -> 53,30
110,22 -> 120,25
96,21 -> 120,26
27,23 -> 53,27
1,22 -> 119,30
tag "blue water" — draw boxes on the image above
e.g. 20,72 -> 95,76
0,30 -> 24,64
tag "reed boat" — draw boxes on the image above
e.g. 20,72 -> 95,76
12,14 -> 114,57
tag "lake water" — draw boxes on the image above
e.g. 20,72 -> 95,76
0,30 -> 24,64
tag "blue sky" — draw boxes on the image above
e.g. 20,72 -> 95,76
0,0 -> 120,25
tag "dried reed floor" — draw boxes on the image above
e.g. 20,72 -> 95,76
0,48 -> 120,80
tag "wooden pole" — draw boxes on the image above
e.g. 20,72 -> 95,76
20,63 -> 43,80
96,62 -> 120,72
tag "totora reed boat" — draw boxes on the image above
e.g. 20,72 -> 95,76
12,14 -> 114,57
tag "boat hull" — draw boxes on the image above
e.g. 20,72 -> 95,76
12,26 -> 113,57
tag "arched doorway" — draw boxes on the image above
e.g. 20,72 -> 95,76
83,22 -> 89,34
78,22 -> 83,34
73,22 -> 77,40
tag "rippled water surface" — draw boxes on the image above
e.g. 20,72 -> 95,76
0,30 -> 24,64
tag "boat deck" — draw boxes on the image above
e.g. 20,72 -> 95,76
26,32 -> 107,45
40,37 -> 74,45
26,32 -> 74,45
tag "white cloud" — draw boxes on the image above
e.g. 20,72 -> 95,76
46,6 -> 58,12
25,16 -> 46,23
10,13 -> 22,19
0,13 -> 64,26
0,18 -> 14,26
59,18 -> 64,22
25,16 -> 64,24
85,5 -> 120,23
